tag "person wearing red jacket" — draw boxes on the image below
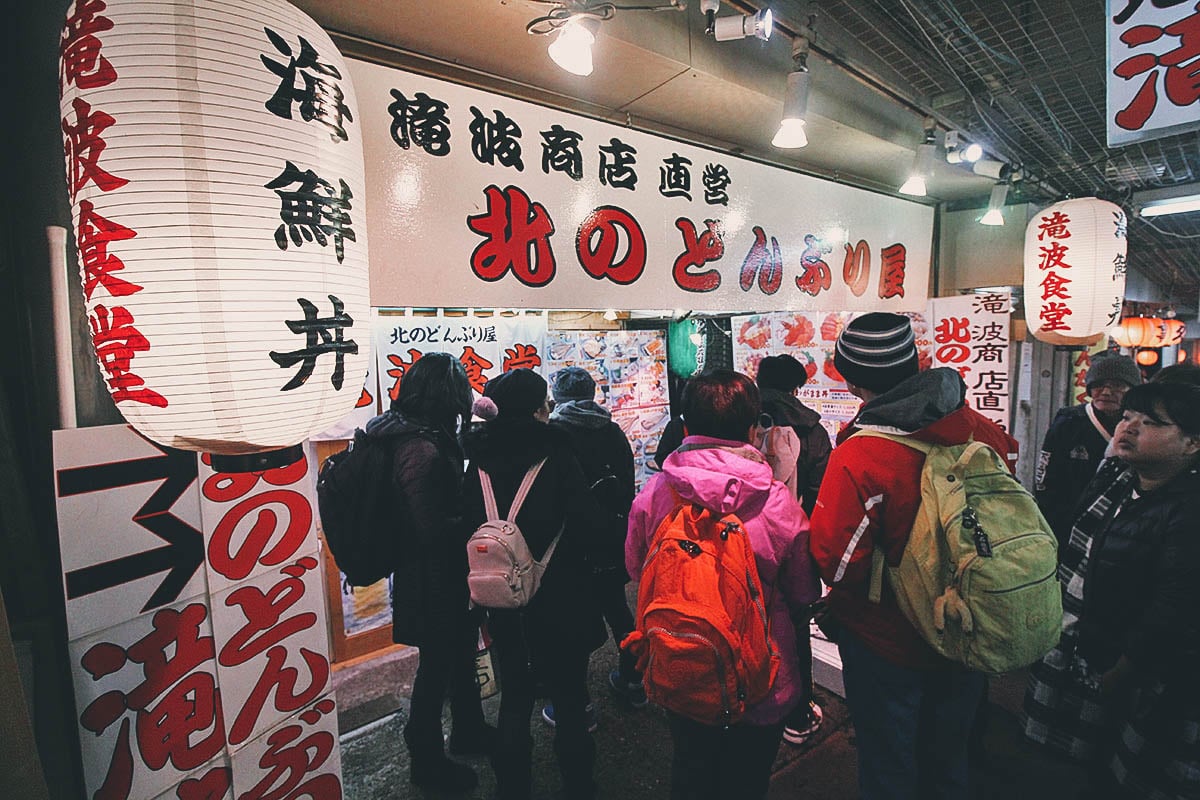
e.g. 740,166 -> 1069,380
809,312 -> 1018,800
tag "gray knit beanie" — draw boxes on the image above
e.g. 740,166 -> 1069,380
551,366 -> 597,403
833,312 -> 920,394
1085,351 -> 1142,390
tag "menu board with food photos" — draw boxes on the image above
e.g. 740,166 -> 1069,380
733,311 -> 865,443
545,330 -> 669,488
734,297 -> 1012,440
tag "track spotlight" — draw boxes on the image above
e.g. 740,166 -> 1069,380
773,36 -> 811,149
972,158 -> 1011,180
979,182 -> 1009,226
713,8 -> 773,42
900,123 -> 937,197
945,131 -> 984,164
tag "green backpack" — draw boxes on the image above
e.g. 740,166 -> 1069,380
856,431 -> 1062,675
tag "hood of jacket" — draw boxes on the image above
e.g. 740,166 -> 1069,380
760,388 -> 822,430
855,367 -> 966,435
549,399 -> 612,430
661,435 -> 774,516
364,409 -> 462,460
463,418 -> 567,473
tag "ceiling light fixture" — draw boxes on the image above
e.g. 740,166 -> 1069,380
900,120 -> 937,197
528,1 -> 686,76
979,181 -> 1009,226
1133,183 -> 1200,217
546,16 -> 601,76
773,30 -> 812,149
945,131 -> 984,164
715,8 -> 773,41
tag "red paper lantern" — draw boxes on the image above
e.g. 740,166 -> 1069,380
1135,349 -> 1159,366
1163,318 -> 1187,345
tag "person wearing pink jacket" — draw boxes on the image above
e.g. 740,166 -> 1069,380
625,369 -> 820,800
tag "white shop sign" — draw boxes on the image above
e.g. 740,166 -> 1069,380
351,60 -> 933,313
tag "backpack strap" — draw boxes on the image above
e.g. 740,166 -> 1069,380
479,458 -> 548,522
856,430 -> 932,605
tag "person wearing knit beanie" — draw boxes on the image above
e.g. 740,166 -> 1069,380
551,366 -> 597,404
833,312 -> 920,395
474,368 -> 550,423
1035,350 -> 1141,548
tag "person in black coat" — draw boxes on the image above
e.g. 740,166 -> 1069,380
364,352 -> 493,792
548,367 -> 644,709
463,368 -> 607,800
1034,352 -> 1141,547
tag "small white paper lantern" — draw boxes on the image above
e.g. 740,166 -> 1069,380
1023,198 -> 1127,346
60,0 -> 370,468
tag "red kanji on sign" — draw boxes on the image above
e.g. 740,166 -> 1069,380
934,317 -> 971,363
796,234 -> 832,297
60,0 -> 117,90
78,200 -> 139,301
467,185 -> 556,287
1037,212 -> 1071,240
1113,4 -> 1200,131
503,343 -> 541,371
63,97 -> 129,201
842,240 -> 870,297
89,304 -> 167,408
219,558 -> 328,747
1040,301 -> 1074,331
460,346 -> 494,395
78,603 -> 225,800
241,699 -> 341,800
1037,240 -> 1072,272
576,206 -> 646,285
878,243 -> 907,299
739,226 -> 783,295
672,218 -> 724,293
385,349 -> 423,403
1040,271 -> 1073,301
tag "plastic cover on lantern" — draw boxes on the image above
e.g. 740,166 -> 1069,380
1024,198 -> 1127,346
60,0 -> 370,461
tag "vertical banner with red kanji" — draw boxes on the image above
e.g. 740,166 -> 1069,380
929,292 -> 1013,431
375,313 -> 549,403
54,425 -> 341,800
1107,0 -> 1200,147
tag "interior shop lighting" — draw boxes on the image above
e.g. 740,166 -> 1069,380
528,1 -> 686,76
980,181 -> 1009,226
1134,182 -> 1200,217
546,16 -> 602,76
945,131 -> 983,164
899,122 -> 937,197
773,29 -> 812,149
603,308 -> 619,321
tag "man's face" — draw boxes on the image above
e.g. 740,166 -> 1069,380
1087,379 -> 1130,415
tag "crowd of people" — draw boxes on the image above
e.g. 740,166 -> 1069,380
365,314 -> 1200,800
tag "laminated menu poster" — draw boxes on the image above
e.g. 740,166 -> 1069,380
732,311 -> 866,443
545,330 -> 670,488
734,294 -> 1013,439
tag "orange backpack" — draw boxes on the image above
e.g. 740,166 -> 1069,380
622,501 -> 778,727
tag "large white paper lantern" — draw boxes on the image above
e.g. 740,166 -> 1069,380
1023,198 -> 1127,346
60,0 -> 369,468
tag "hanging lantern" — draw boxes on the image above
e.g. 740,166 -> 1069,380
1024,198 -> 1127,346
1109,318 -> 1139,348
60,0 -> 370,469
1115,317 -> 1157,348
1141,317 -> 1169,347
1135,349 -> 1159,366
1162,318 -> 1187,346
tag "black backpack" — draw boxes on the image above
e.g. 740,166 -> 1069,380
316,427 -> 413,586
